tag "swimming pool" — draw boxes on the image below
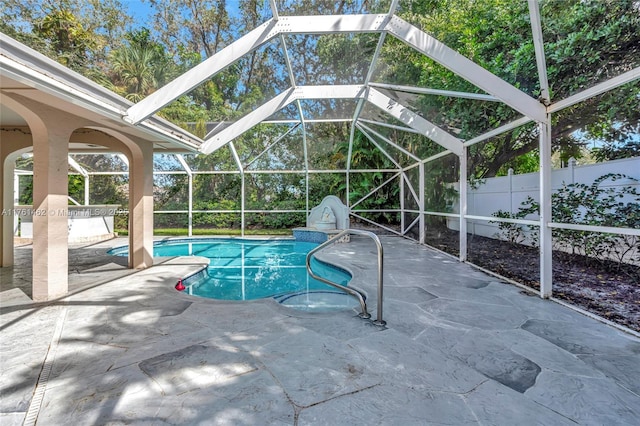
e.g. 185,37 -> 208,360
108,238 -> 353,305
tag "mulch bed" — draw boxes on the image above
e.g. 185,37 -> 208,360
425,230 -> 640,333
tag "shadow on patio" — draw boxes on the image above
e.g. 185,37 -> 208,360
1,236 -> 639,425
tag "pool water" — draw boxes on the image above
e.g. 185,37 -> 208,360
108,238 -> 352,302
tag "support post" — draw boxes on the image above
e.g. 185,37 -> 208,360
400,172 -> 405,234
32,128 -> 70,300
13,168 -> 19,237
539,116 -> 553,297
128,141 -> 154,269
188,174 -> 193,237
419,162 -> 425,244
459,147 -> 468,262
1,156 -> 16,267
84,175 -> 90,205
241,173 -> 245,237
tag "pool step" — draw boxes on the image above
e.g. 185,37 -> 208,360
274,290 -> 359,312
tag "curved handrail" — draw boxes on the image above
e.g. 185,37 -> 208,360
305,229 -> 385,326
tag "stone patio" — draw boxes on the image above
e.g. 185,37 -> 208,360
1,235 -> 639,425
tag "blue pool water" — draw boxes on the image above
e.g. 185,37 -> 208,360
108,238 -> 351,301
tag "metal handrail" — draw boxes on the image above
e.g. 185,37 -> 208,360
305,229 -> 386,326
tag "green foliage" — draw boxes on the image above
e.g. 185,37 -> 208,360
107,32 -> 172,102
192,200 -> 239,229
1,0 -> 131,74
89,175 -> 128,206
386,0 -> 640,177
492,173 -> 640,268
491,196 -> 539,245
17,174 -> 87,206
245,210 -> 306,230
5,0 -> 638,234
592,140 -> 640,162
68,175 -> 84,204
18,176 -> 33,205
424,155 -> 459,214
551,174 -> 640,267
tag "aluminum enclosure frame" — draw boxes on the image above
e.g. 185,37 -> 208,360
6,1 -> 638,303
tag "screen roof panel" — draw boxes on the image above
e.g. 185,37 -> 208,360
395,0 -> 539,98
540,0 -> 640,101
275,0 -> 392,16
283,33 -> 379,86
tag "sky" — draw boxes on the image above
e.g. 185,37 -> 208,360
123,0 -> 154,26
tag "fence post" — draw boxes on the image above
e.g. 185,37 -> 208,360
568,157 -> 576,184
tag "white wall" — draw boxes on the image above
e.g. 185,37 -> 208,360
449,157 -> 640,239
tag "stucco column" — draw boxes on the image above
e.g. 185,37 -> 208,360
31,124 -> 71,301
1,155 -> 16,267
1,129 -> 29,267
128,140 -> 154,269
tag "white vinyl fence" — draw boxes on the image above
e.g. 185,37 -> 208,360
450,157 -> 640,240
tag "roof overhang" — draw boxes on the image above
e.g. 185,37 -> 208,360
0,33 -> 203,153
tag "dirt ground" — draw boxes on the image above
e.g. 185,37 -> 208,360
426,231 -> 640,333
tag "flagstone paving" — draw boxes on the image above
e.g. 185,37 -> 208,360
1,236 -> 639,425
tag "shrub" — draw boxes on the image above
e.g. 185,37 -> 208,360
492,173 -> 639,268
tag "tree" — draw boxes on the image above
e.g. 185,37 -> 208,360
382,0 -> 640,177
1,0 -> 130,74
104,29 -> 172,102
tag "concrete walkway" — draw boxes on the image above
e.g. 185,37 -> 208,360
1,236 -> 639,425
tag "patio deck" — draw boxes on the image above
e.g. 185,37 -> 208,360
1,235 -> 639,425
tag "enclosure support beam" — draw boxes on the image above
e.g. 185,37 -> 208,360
126,13 -> 546,127
528,0 -> 550,104
176,154 -> 193,237
302,125 -> 311,219
241,173 -> 246,237
84,176 -> 90,205
230,143 -> 244,237
400,171 -> 405,234
125,19 -> 279,124
547,67 -> 640,114
463,117 -> 533,148
347,99 -> 366,210
358,122 -> 421,162
68,156 -> 90,205
367,88 -> 463,155
356,124 -> 403,169
459,146 -> 468,262
387,15 -> 547,123
201,85 -> 366,154
368,82 -> 499,102
419,162 -> 425,244
201,88 -> 297,154
187,174 -> 192,236
539,115 -> 553,298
